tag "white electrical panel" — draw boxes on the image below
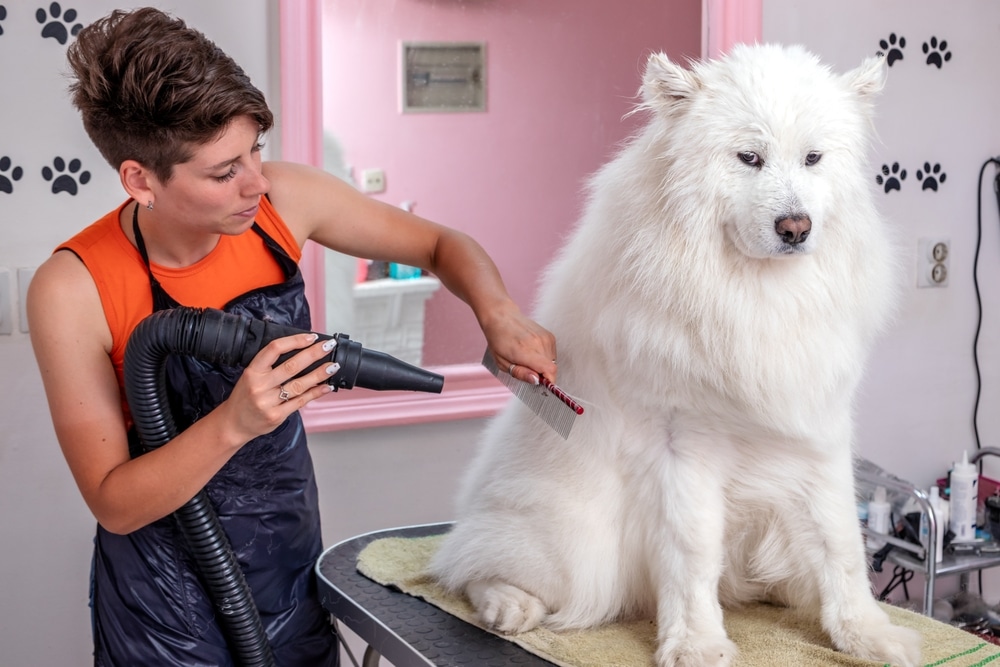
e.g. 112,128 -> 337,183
401,41 -> 486,113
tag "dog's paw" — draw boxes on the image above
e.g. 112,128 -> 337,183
834,618 -> 921,667
466,579 -> 547,634
655,633 -> 738,667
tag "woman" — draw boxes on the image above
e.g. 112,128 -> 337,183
27,7 -> 556,666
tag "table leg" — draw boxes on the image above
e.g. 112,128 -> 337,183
363,645 -> 382,667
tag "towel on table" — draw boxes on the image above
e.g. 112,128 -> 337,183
356,535 -> 1000,667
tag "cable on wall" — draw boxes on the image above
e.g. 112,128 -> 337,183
972,157 -> 1000,450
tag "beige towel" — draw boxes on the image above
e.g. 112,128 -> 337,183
357,535 -> 1000,667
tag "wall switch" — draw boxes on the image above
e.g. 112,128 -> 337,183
360,168 -> 386,193
0,269 -> 11,335
17,267 -> 34,333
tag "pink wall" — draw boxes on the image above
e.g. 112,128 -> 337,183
322,0 -> 701,366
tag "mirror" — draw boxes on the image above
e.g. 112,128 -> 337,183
281,0 -> 755,432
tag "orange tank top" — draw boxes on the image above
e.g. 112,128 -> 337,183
57,197 -> 302,401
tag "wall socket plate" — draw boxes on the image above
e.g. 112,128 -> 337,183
917,238 -> 949,288
17,268 -> 34,332
0,269 -> 11,335
360,168 -> 386,194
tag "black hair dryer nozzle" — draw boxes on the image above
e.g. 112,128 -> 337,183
321,332 -> 444,393
231,313 -> 443,393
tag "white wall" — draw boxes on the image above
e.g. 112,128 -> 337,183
764,0 -> 1000,602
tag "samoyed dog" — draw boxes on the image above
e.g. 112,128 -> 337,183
429,44 -> 921,667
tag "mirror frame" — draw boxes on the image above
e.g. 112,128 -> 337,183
278,0 -> 761,433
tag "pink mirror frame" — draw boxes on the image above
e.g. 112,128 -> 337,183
278,0 -> 761,433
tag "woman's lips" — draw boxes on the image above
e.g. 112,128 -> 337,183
235,203 -> 259,218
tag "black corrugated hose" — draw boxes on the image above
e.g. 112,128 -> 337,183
124,307 -> 277,667
123,307 -> 444,667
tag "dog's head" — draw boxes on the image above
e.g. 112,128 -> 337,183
638,44 -> 886,261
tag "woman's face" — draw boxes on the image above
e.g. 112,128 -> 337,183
150,115 -> 270,237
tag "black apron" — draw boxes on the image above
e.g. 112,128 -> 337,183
91,206 -> 339,666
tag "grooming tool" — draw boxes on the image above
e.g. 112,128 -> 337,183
482,349 -> 583,439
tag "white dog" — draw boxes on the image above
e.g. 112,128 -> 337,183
429,44 -> 921,667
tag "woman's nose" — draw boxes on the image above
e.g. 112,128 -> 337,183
244,167 -> 270,196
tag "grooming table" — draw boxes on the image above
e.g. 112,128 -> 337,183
318,523 -> 1000,667
315,523 -> 556,666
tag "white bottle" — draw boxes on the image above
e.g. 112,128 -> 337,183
949,451 -> 979,543
938,498 -> 950,561
920,486 -> 948,563
868,486 -> 891,550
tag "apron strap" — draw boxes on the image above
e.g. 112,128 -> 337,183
131,201 -> 298,313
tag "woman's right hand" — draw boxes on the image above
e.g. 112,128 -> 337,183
218,332 -> 338,445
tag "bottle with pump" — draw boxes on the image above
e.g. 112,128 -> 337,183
949,451 -> 979,543
919,486 -> 947,564
867,486 -> 891,550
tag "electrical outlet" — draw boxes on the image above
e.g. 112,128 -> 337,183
917,238 -> 949,288
360,168 -> 386,194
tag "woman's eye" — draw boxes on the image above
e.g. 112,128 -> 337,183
805,151 -> 822,166
216,166 -> 237,183
738,151 -> 761,167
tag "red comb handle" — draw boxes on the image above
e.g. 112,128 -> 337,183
540,377 -> 585,415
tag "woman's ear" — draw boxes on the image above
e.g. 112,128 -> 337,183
119,160 -> 156,205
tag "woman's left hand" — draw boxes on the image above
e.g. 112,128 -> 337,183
481,301 -> 557,386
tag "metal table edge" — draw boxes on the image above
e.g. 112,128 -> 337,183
315,523 -> 453,667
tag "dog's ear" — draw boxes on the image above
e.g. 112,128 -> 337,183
640,52 -> 699,114
844,53 -> 887,101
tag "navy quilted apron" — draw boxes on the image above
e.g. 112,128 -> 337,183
91,206 -> 338,666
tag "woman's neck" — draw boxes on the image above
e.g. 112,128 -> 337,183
121,201 -> 221,268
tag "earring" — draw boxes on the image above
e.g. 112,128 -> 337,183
146,201 -> 154,211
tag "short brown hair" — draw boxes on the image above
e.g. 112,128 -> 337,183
67,7 -> 273,182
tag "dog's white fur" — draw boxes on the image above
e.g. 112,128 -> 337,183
429,44 -> 921,667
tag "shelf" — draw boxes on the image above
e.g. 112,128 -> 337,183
855,453 -> 1000,617
887,546 -> 1000,578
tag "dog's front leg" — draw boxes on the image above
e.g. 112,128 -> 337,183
650,445 -> 738,667
803,450 -> 922,667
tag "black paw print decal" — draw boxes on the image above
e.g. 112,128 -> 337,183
875,163 -> 906,193
0,156 -> 23,194
878,33 -> 906,66
0,5 -> 8,37
37,2 -> 82,45
923,36 -> 952,68
916,162 -> 946,191
42,156 -> 90,195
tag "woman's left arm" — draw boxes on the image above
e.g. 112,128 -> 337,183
263,161 -> 557,383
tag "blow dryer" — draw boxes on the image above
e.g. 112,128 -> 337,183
236,315 -> 444,393
123,307 -> 443,666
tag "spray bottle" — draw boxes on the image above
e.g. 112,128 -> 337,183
867,486 -> 891,550
949,451 -> 979,543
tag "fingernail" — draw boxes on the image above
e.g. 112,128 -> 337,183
326,362 -> 341,375
322,339 -> 337,352
306,333 -> 318,342
529,373 -> 540,385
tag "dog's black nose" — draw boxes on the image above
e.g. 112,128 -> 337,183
775,215 -> 812,245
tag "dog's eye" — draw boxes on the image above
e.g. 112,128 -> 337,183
738,151 -> 761,167
805,151 -> 822,166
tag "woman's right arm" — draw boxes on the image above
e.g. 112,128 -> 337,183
28,251 -> 334,534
